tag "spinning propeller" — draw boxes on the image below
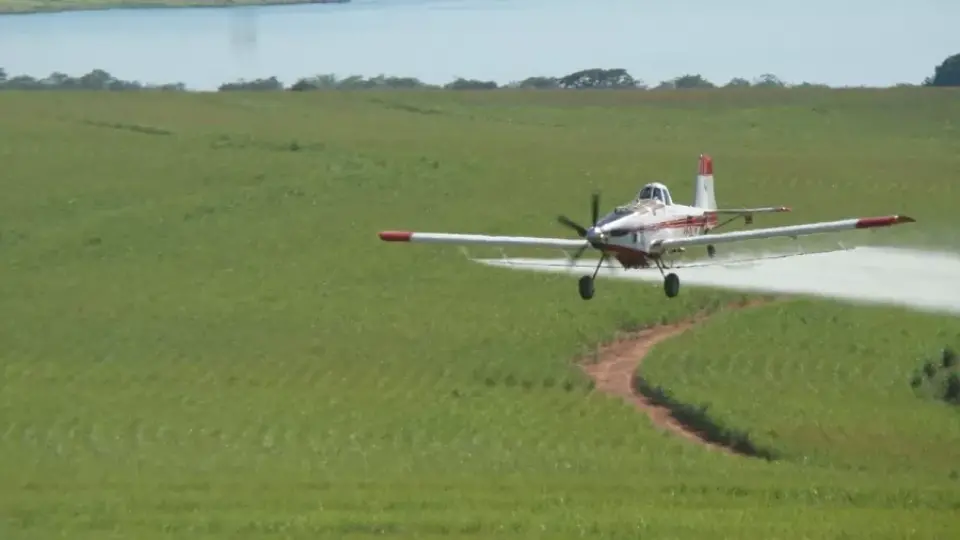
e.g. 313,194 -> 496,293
556,191 -> 617,277
556,191 -> 601,262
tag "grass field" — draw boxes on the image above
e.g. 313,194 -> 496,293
1,88 -> 959,539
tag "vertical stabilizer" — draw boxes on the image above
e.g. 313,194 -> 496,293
694,154 -> 717,210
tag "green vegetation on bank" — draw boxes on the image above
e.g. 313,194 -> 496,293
2,51 -> 959,92
1,82 -> 959,537
0,0 -> 347,15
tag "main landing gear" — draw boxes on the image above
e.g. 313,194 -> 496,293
577,252 -> 606,300
577,256 -> 681,300
578,275 -> 595,300
656,258 -> 681,299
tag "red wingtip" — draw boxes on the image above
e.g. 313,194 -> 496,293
698,154 -> 713,176
378,231 -> 413,242
854,215 -> 916,229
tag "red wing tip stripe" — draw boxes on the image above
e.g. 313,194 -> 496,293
855,215 -> 916,229
379,231 -> 413,242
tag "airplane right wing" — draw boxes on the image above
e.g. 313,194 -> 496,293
650,214 -> 915,254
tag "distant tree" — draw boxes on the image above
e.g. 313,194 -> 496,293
0,68 -> 169,91
367,75 -> 429,89
557,68 -> 638,89
793,82 -> 829,89
42,72 -> 73,88
753,73 -> 787,88
289,74 -> 338,91
79,69 -> 116,89
515,76 -> 560,89
668,74 -> 715,89
0,74 -> 40,90
218,76 -> 284,91
444,78 -> 498,90
152,82 -> 187,92
925,52 -> 960,86
1,63 -> 950,93
335,75 -> 372,89
289,79 -> 312,92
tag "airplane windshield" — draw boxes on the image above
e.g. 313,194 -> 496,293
635,184 -> 671,205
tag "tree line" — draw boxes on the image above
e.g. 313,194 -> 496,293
1,53 -> 958,91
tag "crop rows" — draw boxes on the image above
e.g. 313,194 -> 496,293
2,89 -> 959,538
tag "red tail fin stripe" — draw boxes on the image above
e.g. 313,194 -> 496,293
379,231 -> 413,242
698,154 -> 713,176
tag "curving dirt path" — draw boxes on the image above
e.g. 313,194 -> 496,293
578,300 -> 768,456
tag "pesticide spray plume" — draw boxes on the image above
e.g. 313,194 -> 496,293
475,243 -> 960,317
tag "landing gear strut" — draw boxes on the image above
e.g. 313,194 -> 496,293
578,256 -> 681,300
577,253 -> 608,300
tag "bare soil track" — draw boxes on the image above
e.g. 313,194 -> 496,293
578,299 -> 770,457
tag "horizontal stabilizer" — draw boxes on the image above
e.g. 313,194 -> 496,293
651,215 -> 915,253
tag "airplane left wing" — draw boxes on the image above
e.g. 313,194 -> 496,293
650,214 -> 915,254
378,230 -> 588,250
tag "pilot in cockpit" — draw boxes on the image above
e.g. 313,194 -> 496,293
634,183 -> 671,205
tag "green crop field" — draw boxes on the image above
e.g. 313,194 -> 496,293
1,88 -> 959,539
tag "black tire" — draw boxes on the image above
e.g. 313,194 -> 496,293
707,244 -> 716,258
664,273 -> 680,298
578,275 -> 594,300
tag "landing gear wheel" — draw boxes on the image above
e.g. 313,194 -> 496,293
663,273 -> 680,298
707,244 -> 716,258
578,275 -> 595,300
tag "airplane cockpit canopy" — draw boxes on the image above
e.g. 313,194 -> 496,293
635,182 -> 673,205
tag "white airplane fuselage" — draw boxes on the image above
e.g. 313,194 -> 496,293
586,199 -> 719,268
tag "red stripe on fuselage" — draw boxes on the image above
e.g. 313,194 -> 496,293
631,214 -> 716,232
601,213 -> 716,268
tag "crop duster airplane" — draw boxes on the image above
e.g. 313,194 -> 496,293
378,154 -> 915,300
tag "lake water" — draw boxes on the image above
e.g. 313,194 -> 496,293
1,0 -> 956,90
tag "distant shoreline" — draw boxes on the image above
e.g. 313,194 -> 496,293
0,0 -> 349,16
